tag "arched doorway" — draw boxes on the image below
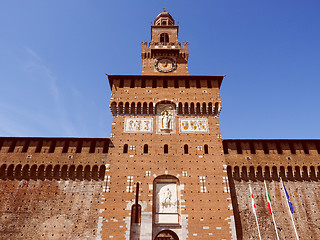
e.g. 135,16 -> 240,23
155,230 -> 179,240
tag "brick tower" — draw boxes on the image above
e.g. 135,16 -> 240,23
99,10 -> 235,239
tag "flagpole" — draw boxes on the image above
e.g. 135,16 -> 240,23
264,181 -> 280,240
249,184 -> 262,240
280,177 -> 299,240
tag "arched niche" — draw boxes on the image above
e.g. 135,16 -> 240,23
153,175 -> 180,225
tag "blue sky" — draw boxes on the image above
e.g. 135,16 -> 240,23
0,0 -> 319,139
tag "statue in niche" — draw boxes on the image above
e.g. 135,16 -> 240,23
160,110 -> 171,132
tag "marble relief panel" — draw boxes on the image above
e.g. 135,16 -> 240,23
155,182 -> 179,224
179,118 -> 208,133
124,118 -> 153,133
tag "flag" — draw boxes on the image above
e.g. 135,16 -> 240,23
282,179 -> 294,213
249,183 -> 262,240
249,184 -> 257,215
264,181 -> 273,215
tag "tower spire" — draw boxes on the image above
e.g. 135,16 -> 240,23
141,11 -> 189,75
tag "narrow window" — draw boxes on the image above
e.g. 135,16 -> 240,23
125,102 -> 130,114
202,103 -> 207,114
123,144 -> 128,153
184,103 -> 189,114
149,102 -> 153,114
196,103 -> 201,114
160,33 -> 169,43
178,103 -> 183,114
184,144 -> 188,154
164,144 -> 168,154
190,103 -> 195,114
130,102 -> 135,114
208,103 -> 213,114
118,102 -> 124,114
144,144 -> 148,154
137,102 -> 142,114
143,102 -> 148,114
204,144 -> 209,154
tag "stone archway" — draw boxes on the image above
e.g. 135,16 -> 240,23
155,230 -> 179,240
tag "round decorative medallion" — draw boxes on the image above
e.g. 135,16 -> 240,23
154,57 -> 177,73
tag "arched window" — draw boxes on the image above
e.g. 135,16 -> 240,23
99,165 -> 106,180
149,102 -> 153,114
160,33 -> 169,43
84,165 -> 91,180
123,144 -> 128,153
196,102 -> 201,114
92,165 -> 99,180
143,102 -> 148,114
137,102 -> 142,114
45,165 -> 53,179
30,165 -> 37,180
164,144 -> 168,154
144,144 -> 148,154
61,165 -> 68,179
184,144 -> 188,154
125,102 -> 130,114
190,103 -> 195,114
204,144 -> 209,154
178,103 -> 183,114
53,165 -> 60,179
0,164 -> 6,179
130,102 -> 135,114
76,165 -> 83,180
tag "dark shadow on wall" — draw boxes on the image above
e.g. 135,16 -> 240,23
0,164 -> 106,181
227,166 -> 243,240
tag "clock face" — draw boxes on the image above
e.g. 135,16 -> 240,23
154,57 -> 177,73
